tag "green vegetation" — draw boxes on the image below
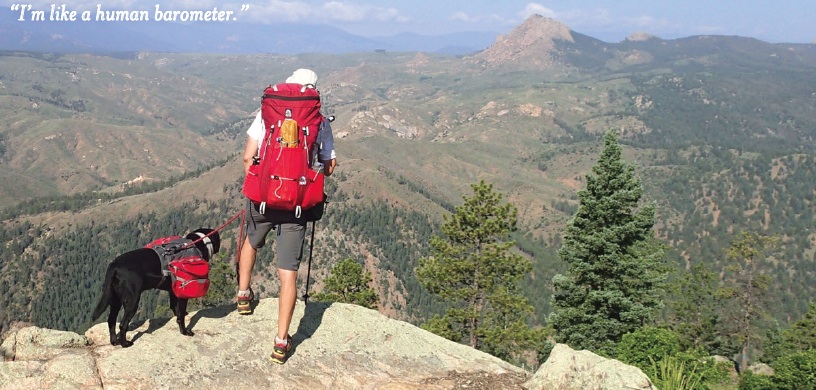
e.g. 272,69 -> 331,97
720,232 -> 780,371
665,263 -> 727,354
649,354 -> 705,390
739,349 -> 816,390
549,130 -> 667,356
617,326 -> 683,377
312,257 -> 379,309
779,303 -> 816,355
322,198 -> 441,320
417,181 -> 545,362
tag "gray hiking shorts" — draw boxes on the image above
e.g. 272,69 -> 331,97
245,200 -> 306,271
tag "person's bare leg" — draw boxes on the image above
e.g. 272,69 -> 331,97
277,269 -> 298,340
238,237 -> 256,292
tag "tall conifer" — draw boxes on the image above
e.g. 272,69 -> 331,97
417,180 -> 538,360
720,231 -> 778,370
549,130 -> 666,356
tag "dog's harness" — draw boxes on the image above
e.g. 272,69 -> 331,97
145,237 -> 207,288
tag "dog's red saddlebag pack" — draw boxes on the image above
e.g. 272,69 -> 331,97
145,236 -> 210,299
242,83 -> 326,218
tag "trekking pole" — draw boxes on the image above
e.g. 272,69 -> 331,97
302,220 -> 316,304
302,114 -> 334,304
302,194 -> 329,304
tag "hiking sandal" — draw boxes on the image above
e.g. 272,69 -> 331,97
236,288 -> 255,315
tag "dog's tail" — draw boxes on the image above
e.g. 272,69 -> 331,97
91,266 -> 116,320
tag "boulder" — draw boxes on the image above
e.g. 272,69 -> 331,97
523,343 -> 657,390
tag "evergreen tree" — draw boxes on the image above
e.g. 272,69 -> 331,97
312,257 -> 379,309
548,130 -> 666,356
665,263 -> 726,354
781,302 -> 816,353
416,180 -> 538,361
719,231 -> 779,371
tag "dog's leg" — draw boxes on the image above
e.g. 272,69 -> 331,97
116,292 -> 141,348
170,294 -> 194,336
107,295 -> 122,346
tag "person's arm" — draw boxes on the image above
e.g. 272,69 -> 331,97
322,158 -> 337,176
242,137 -> 259,175
243,111 -> 264,174
318,117 -> 337,176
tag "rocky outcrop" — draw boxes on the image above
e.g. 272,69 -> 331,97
472,14 -> 574,68
523,344 -> 657,390
747,362 -> 774,376
1,298 -> 655,390
626,32 -> 661,42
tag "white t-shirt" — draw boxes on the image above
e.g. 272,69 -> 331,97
246,111 -> 336,161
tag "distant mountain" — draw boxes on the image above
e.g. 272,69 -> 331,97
469,14 -> 816,71
0,11 -> 496,55
473,15 -> 576,67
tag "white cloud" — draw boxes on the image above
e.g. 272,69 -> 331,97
450,11 -> 476,23
551,7 -> 673,32
322,1 -> 367,22
243,1 -> 410,24
451,3 -> 557,27
449,11 -> 513,25
520,3 -> 557,19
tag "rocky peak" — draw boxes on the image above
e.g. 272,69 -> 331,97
626,32 -> 661,42
472,14 -> 574,67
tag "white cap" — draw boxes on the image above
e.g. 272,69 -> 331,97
285,68 -> 318,86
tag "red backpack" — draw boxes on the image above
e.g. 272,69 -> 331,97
242,83 -> 326,217
145,236 -> 210,299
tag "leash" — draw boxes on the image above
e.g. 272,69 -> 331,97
179,209 -> 246,251
151,209 -> 246,289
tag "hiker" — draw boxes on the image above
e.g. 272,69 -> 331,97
237,68 -> 337,364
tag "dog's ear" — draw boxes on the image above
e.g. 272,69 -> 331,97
185,228 -> 221,260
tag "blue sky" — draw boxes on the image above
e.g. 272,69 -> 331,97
11,0 -> 816,43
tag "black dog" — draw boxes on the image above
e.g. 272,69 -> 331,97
91,228 -> 221,347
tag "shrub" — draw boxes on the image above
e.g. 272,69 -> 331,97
739,349 -> 816,390
650,354 -> 704,390
771,349 -> 816,390
617,326 -> 682,377
738,371 -> 775,390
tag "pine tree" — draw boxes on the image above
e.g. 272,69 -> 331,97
549,130 -> 666,356
416,180 -> 539,361
782,302 -> 816,353
312,257 -> 379,309
665,263 -> 726,354
719,231 -> 779,371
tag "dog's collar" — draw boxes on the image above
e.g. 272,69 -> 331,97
192,232 -> 214,259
